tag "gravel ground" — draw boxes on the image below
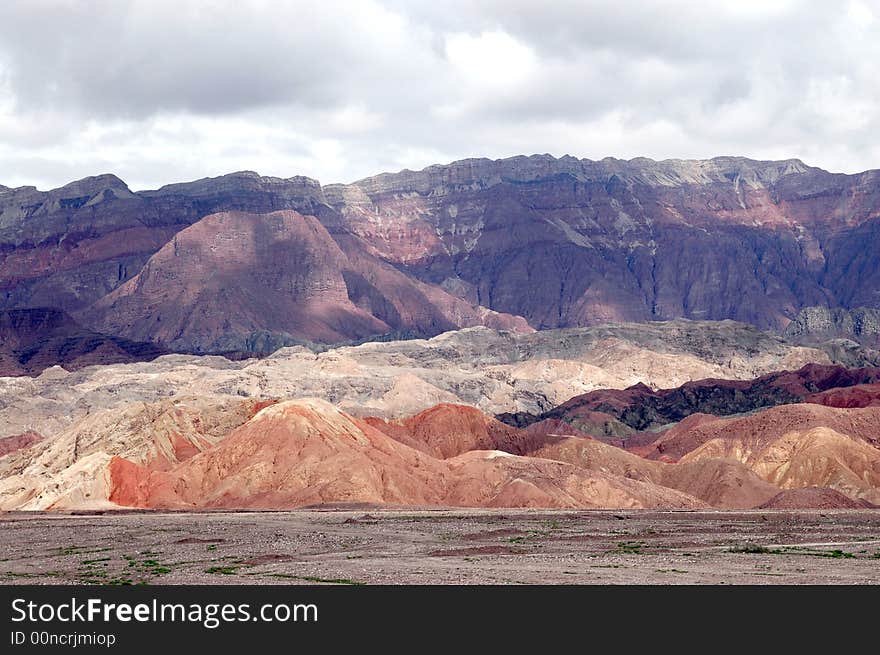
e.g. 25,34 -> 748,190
1,508 -> 879,585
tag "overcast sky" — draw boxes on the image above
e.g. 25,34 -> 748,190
0,0 -> 878,190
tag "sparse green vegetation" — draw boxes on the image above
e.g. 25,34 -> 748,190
729,544 -> 782,554
122,554 -> 173,577
81,557 -> 111,565
205,566 -> 240,575
614,540 -> 646,554
56,545 -> 110,557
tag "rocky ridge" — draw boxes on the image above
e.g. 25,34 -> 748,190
0,321 -> 836,440
3,155 -> 880,356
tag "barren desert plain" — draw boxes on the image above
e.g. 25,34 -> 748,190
2,509 -> 879,585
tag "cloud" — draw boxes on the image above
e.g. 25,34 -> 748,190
0,0 -> 878,190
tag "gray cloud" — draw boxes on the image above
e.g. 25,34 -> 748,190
0,0 -> 878,190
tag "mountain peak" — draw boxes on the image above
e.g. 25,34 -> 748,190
51,173 -> 134,201
145,170 -> 323,198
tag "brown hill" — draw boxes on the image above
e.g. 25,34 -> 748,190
525,435 -> 779,509
806,383 -> 880,408
370,403 -> 779,508
680,426 -> 880,504
0,431 -> 43,458
84,210 -> 529,352
441,450 -> 703,510
107,399 -> 704,510
520,363 -> 880,432
644,403 -> 880,461
381,403 -> 530,458
758,486 -> 877,509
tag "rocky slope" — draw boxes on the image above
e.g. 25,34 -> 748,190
784,306 -> 880,346
0,308 -> 166,375
640,403 -> 880,462
0,397 -> 273,509
0,321 -> 837,440
507,363 -> 880,434
679,424 -> 880,505
0,431 -> 43,458
84,210 -> 527,351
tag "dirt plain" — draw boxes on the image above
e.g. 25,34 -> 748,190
1,508 -> 879,585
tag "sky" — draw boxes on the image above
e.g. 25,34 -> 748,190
0,0 -> 878,191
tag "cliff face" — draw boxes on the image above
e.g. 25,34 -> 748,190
784,307 -> 880,346
331,155 -> 880,330
1,154 -> 879,354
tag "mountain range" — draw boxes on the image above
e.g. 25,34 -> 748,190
2,154 -> 880,511
3,154 -> 880,360
4,363 -> 879,511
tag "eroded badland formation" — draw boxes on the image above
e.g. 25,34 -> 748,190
2,155 -> 880,513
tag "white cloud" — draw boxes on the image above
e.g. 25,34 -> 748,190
0,0 -> 878,190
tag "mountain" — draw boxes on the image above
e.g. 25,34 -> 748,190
0,172 -> 328,314
330,155 -> 880,330
2,155 -> 880,356
0,307 -> 166,375
366,406 -> 778,508
0,397 -> 705,510
84,210 -> 527,351
101,399 -> 704,510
